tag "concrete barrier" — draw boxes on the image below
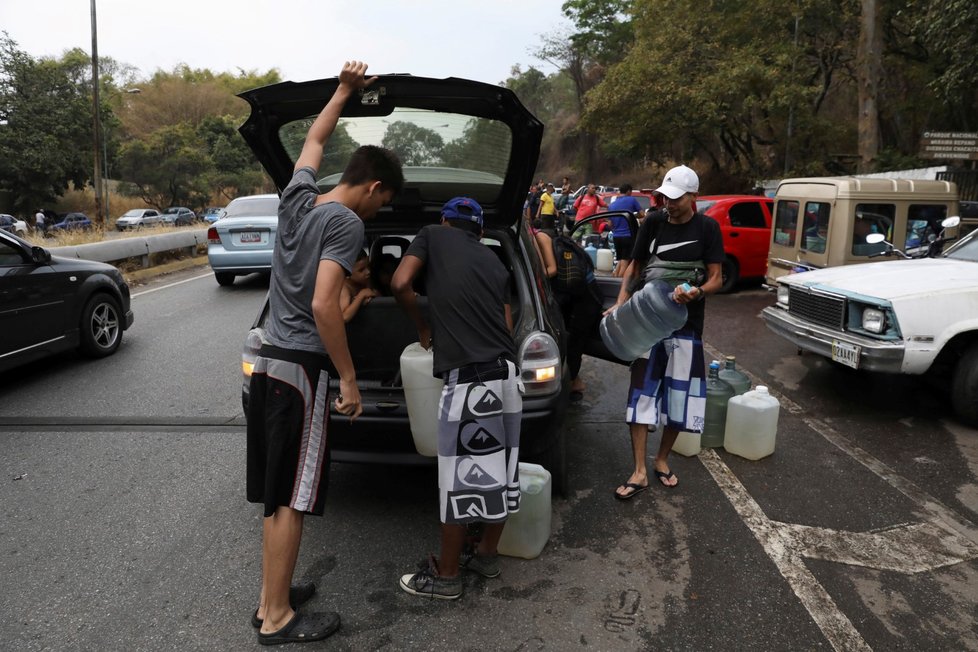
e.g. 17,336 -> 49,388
49,229 -> 208,268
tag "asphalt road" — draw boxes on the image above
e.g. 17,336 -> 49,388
0,271 -> 976,651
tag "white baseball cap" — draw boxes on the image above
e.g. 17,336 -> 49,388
655,165 -> 699,199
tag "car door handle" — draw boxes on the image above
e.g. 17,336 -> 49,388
375,402 -> 400,412
730,231 -> 739,237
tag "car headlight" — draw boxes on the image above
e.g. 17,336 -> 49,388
862,308 -> 885,333
777,284 -> 790,308
518,331 -> 561,396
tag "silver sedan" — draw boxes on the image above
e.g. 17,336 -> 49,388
206,194 -> 279,286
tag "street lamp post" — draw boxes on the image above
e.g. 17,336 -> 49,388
90,0 -> 104,226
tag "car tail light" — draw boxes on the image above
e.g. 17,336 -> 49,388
518,331 -> 561,396
242,329 -> 263,379
207,227 -> 220,244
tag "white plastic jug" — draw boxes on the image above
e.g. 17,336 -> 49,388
672,430 -> 701,457
723,386 -> 780,460
596,247 -> 614,272
497,463 -> 552,559
399,342 -> 444,457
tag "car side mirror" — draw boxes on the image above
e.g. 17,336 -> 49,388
31,246 -> 51,264
942,215 -> 961,229
865,233 -> 886,245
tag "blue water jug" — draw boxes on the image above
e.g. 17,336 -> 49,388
599,280 -> 688,361
584,242 -> 598,267
702,361 -> 734,448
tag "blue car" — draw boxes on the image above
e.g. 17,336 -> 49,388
49,212 -> 94,232
201,206 -> 225,224
206,195 -> 278,286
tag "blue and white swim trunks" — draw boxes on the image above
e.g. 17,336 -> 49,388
626,327 -> 706,432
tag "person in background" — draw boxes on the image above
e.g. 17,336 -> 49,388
554,178 -> 572,233
606,165 -> 723,500
35,209 -> 46,235
392,197 -> 522,601
607,184 -> 644,277
537,183 -> 557,232
246,60 -> 403,645
572,184 -> 606,238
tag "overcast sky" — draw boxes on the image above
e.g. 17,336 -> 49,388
1,0 -> 568,85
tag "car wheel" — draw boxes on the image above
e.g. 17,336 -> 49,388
951,343 -> 978,426
79,292 -> 123,358
215,272 -> 235,286
719,256 -> 739,294
536,429 -> 568,497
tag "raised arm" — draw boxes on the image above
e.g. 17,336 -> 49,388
294,61 -> 377,174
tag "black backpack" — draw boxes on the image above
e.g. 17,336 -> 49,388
551,235 -> 594,296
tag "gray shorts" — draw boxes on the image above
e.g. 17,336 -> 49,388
437,358 -> 523,525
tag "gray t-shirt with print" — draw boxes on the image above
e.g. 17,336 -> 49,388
264,167 -> 364,355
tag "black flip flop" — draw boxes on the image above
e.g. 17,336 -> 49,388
257,611 -> 340,646
614,482 -> 649,500
655,470 -> 679,488
251,582 -> 317,628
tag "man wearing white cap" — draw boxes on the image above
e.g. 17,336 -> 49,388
607,164 -> 724,499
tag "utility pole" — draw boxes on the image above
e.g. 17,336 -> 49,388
857,0 -> 882,173
90,0 -> 104,225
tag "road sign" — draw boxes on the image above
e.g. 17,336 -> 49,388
919,131 -> 978,160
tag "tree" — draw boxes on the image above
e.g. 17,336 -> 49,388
0,35 -> 101,214
196,115 -> 265,202
381,121 -> 445,166
116,124 -> 211,209
441,119 -> 513,176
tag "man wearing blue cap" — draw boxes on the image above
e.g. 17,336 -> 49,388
391,197 -> 522,600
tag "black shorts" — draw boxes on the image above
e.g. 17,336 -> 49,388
246,345 -> 332,517
614,236 -> 635,260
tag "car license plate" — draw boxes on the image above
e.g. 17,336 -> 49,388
239,231 -> 262,244
831,340 -> 860,369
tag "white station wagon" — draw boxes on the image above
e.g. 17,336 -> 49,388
762,224 -> 978,425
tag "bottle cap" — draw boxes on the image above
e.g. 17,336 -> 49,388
709,361 -> 720,369
757,385 -> 769,393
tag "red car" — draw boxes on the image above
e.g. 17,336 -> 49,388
697,195 -> 773,293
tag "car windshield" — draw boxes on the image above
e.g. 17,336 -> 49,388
122,210 -> 144,217
944,230 -> 978,262
697,200 -> 717,213
278,108 -> 512,201
225,198 -> 279,218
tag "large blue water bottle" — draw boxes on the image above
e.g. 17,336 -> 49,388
599,280 -> 688,361
584,242 -> 598,267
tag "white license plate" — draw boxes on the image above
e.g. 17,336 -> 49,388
239,231 -> 262,243
831,340 -> 860,369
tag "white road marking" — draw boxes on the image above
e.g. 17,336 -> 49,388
131,273 -> 212,298
702,343 -> 978,651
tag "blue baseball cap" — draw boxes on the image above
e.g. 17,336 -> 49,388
441,197 -> 483,227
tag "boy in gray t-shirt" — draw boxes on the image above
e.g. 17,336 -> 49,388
246,60 -> 403,646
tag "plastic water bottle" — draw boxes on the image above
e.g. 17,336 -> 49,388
497,463 -> 552,559
724,386 -> 781,460
596,248 -> 614,272
702,361 -> 734,448
399,343 -> 444,457
719,355 -> 751,396
584,242 -> 598,267
599,280 -> 688,361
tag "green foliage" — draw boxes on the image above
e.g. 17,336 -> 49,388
441,119 -> 513,176
0,34 -> 100,214
117,124 -> 212,210
562,0 -> 635,66
381,121 -> 445,166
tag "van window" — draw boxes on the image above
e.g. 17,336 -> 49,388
773,201 -> 799,246
905,204 -> 949,251
800,201 -> 830,253
728,202 -> 767,228
852,204 -> 895,256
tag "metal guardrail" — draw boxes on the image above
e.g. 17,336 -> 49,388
47,229 -> 208,268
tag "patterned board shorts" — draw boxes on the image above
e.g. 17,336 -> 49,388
626,328 -> 706,432
438,358 -> 523,525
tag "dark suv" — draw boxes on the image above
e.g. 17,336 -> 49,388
236,75 -> 581,491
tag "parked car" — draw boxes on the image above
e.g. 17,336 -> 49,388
761,218 -> 978,425
0,230 -> 134,372
0,214 -> 28,235
201,206 -> 225,224
236,74 -> 581,492
48,212 -> 93,232
115,208 -> 162,231
206,195 -> 279,286
161,206 -> 197,226
696,195 -> 774,293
